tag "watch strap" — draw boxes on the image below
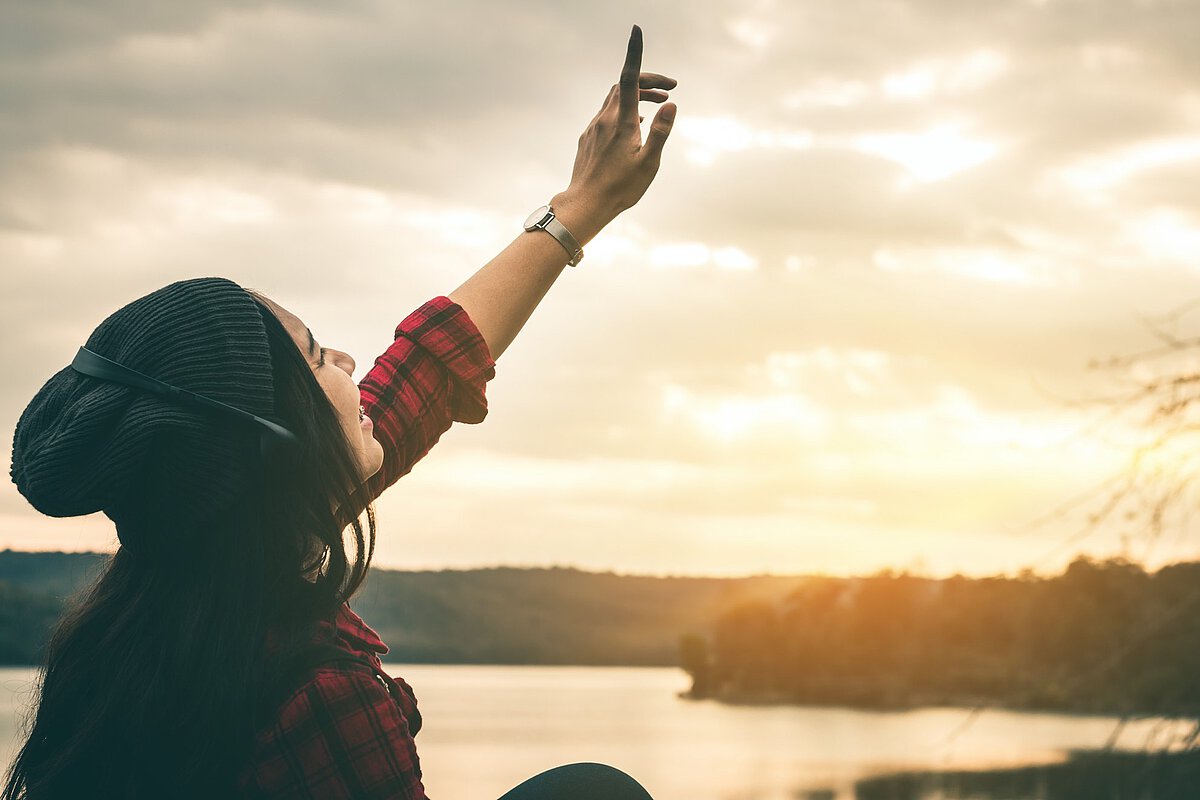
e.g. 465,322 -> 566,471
544,213 -> 584,267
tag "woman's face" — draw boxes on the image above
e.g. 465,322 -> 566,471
257,296 -> 384,483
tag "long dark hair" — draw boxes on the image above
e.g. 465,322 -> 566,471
3,291 -> 377,798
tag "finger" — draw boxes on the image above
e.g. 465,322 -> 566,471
600,83 -> 618,113
640,89 -> 670,103
588,83 -> 618,127
641,102 -> 676,168
619,24 -> 643,125
639,73 -> 678,90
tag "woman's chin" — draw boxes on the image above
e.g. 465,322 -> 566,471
362,444 -> 385,480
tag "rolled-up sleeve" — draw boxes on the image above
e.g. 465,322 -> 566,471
243,668 -> 429,800
359,296 -> 496,501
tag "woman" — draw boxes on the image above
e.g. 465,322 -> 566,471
4,24 -> 675,800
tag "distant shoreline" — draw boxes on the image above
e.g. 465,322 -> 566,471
678,687 -> 1200,720
5,550 -> 1199,722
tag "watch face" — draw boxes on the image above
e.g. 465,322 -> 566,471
523,205 -> 551,230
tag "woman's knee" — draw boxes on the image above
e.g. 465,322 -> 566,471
497,761 -> 654,800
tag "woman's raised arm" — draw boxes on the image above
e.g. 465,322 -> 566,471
447,24 -> 678,362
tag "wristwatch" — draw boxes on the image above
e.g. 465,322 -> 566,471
523,204 -> 584,267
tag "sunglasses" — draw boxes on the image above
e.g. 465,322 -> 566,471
71,346 -> 299,462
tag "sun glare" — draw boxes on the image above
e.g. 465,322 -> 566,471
1056,137 -> 1200,193
854,122 -> 1001,183
1119,207 -> 1200,265
675,115 -> 813,166
660,383 -> 833,444
880,50 -> 1009,100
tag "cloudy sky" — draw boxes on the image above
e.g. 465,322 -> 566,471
4,0 -> 1200,578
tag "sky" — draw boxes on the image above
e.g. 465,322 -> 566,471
3,0 -> 1200,578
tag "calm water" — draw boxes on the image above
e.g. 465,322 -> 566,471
0,664 -> 1193,799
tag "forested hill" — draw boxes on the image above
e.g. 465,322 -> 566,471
5,551 -> 1198,717
0,550 -> 806,666
682,557 -> 1200,717
353,565 -> 803,665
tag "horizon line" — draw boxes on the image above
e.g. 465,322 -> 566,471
0,547 -> 1189,581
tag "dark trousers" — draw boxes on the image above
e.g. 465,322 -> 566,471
497,762 -> 655,800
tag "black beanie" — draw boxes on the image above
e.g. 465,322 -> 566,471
10,277 -> 276,554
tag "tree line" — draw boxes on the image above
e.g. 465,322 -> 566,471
680,556 -> 1200,716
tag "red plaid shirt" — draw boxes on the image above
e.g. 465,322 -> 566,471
238,295 -> 496,799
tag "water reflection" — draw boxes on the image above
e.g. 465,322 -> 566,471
852,748 -> 1200,800
1,665 -> 1195,800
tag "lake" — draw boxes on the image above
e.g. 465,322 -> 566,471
0,664 -> 1194,799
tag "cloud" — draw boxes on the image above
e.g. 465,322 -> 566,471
4,0 -> 1199,575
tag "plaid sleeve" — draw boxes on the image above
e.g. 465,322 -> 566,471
245,667 -> 429,800
360,296 -> 496,501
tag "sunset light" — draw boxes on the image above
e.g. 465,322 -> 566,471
6,7 -> 1200,799
853,122 -> 1002,183
4,3 -> 1199,584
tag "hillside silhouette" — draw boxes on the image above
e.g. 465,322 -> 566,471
0,549 -> 802,666
3,550 -> 1197,718
681,556 -> 1200,717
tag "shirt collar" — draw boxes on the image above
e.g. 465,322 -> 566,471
265,601 -> 390,657
331,602 -> 390,656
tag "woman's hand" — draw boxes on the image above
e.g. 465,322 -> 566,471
552,25 -> 677,237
